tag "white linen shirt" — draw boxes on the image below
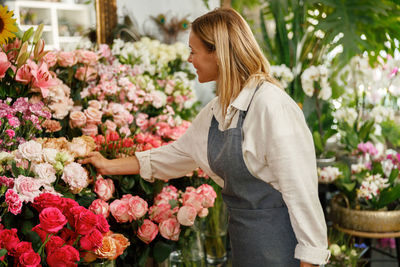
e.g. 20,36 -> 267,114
136,81 -> 330,265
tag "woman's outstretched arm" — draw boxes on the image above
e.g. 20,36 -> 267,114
79,152 -> 140,175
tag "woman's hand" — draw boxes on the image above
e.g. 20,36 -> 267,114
300,262 -> 318,267
78,151 -> 110,175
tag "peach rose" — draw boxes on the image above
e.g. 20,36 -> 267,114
94,178 -> 115,202
109,233 -> 130,259
88,100 -> 102,110
95,235 -> 117,259
137,219 -> 158,244
159,218 -> 180,241
75,66 -> 97,82
84,107 -> 103,125
104,120 -> 117,132
76,50 -> 98,65
177,205 -> 197,226
81,124 -> 98,136
69,110 -> 86,128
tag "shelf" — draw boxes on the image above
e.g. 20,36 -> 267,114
6,0 -> 95,51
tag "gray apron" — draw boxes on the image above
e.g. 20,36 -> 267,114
207,85 -> 299,267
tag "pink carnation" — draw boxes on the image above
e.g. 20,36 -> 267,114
5,189 -> 23,215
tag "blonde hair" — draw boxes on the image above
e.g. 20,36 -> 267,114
191,8 -> 280,115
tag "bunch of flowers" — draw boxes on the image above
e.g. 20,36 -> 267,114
332,141 -> 400,210
0,97 -> 52,151
0,192 -> 126,267
270,64 -> 294,89
300,65 -> 337,158
87,183 -> 216,264
0,137 -> 96,218
317,166 -> 342,183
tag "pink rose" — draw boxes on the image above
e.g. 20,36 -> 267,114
14,175 -> 41,203
57,51 -> 77,67
196,184 -> 217,208
42,51 -> 58,68
198,208 -> 209,218
0,52 -> 11,79
39,207 -> 67,233
159,218 -> 180,241
94,178 -> 115,201
76,50 -> 98,65
82,124 -> 98,136
84,107 -> 103,125
148,204 -> 173,223
89,199 -> 110,218
182,189 -> 204,213
69,110 -> 87,128
137,219 -> 158,244
124,195 -> 148,220
177,205 -> 197,226
75,66 -> 97,82
109,199 -> 131,223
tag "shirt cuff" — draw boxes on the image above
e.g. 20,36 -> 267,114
294,244 -> 331,265
135,150 -> 155,182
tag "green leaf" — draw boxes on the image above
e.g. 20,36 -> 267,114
341,182 -> 356,193
377,184 -> 400,209
138,246 -> 151,267
153,241 -> 173,263
21,27 -> 34,43
389,168 -> 399,185
121,176 -> 135,192
313,131 -> 324,154
0,248 -> 7,257
139,178 -> 153,195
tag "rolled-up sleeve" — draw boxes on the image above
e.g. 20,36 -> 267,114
135,100 -> 215,183
262,100 -> 330,264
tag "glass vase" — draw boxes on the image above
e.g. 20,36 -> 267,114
169,225 -> 205,267
203,192 -> 228,265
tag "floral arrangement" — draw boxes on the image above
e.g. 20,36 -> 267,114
300,65 -> 337,158
86,183 -> 216,264
330,141 -> 400,210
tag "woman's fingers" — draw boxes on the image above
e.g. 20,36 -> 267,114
78,152 -> 100,164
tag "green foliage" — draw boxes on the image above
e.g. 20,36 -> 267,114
153,241 -> 174,263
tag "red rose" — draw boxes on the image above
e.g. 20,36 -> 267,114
74,210 -> 98,235
79,229 -> 103,251
45,235 -> 65,254
38,207 -> 67,234
19,250 -> 41,267
59,228 -> 78,246
0,228 -> 20,252
60,197 -> 79,215
47,245 -> 80,267
32,225 -> 47,242
67,206 -> 86,228
96,214 -> 110,234
12,241 -> 32,258
33,193 -> 63,213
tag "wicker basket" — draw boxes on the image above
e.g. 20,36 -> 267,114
330,194 -> 400,233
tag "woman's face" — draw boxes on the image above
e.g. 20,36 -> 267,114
188,31 -> 218,83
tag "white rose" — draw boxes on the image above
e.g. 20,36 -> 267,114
61,162 -> 89,192
42,148 -> 58,164
18,140 -> 43,162
33,162 -> 56,184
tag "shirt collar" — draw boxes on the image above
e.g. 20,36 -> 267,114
230,83 -> 257,111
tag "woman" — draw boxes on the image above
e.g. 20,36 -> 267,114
81,8 -> 330,267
